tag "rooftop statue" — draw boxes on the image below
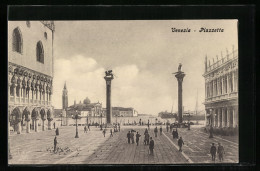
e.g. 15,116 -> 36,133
178,63 -> 182,72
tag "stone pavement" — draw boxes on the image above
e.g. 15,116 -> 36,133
162,126 -> 238,163
9,126 -> 110,164
85,127 -> 189,164
8,125 -> 238,164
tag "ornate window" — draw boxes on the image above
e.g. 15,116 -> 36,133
36,41 -> 44,63
12,27 -> 23,53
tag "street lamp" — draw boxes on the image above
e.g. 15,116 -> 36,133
188,114 -> 191,130
100,111 -> 103,130
60,112 -> 63,126
72,110 -> 80,138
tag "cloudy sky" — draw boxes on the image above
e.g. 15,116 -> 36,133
52,20 -> 238,115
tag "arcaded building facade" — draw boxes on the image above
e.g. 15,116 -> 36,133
8,21 -> 55,134
203,48 -> 238,128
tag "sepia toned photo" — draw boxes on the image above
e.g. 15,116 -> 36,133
8,20 -> 238,164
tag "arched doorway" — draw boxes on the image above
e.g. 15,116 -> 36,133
22,107 -> 31,133
10,107 -> 22,134
47,109 -> 53,130
40,109 -> 46,131
32,108 -> 39,132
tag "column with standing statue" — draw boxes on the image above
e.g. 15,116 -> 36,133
173,63 -> 186,124
104,70 -> 114,127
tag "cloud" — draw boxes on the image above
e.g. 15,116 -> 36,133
52,56 -> 106,109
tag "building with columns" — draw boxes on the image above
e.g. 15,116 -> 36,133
8,21 -> 55,134
203,47 -> 238,128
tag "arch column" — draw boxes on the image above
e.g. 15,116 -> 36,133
42,119 -> 45,131
218,108 -> 222,127
222,108 -> 225,127
35,119 -> 39,132
13,84 -> 17,103
227,108 -> 230,127
16,120 -> 21,134
48,118 -> 52,130
26,119 -> 30,133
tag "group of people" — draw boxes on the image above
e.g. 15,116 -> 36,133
210,142 -> 225,162
126,128 -> 155,155
84,124 -> 90,133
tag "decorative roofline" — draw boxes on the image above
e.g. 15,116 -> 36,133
40,21 -> 55,31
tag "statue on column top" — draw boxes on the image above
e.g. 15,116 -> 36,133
178,63 -> 182,72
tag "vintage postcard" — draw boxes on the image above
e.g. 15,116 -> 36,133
8,20 -> 238,164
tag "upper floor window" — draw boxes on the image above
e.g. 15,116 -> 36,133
12,27 -> 23,53
36,41 -> 44,64
44,32 -> 47,39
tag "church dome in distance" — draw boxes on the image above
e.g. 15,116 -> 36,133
83,97 -> 91,104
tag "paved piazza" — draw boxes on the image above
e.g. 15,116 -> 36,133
9,125 -> 238,164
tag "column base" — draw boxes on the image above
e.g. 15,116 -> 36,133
105,123 -> 114,128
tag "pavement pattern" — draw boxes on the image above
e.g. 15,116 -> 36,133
8,125 -> 238,164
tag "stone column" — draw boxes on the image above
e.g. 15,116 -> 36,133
218,109 -> 221,127
104,71 -> 114,125
174,69 -> 185,124
16,121 -> 21,134
215,109 -> 218,127
26,120 -> 30,133
14,84 -> 17,103
227,108 -> 230,127
227,74 -> 230,93
42,119 -> 45,131
222,108 -> 225,127
35,119 -> 39,132
48,119 -> 52,130
221,77 -> 224,95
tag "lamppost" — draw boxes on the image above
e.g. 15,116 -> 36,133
60,112 -> 63,126
188,114 -> 191,130
100,111 -> 103,130
72,110 -> 80,138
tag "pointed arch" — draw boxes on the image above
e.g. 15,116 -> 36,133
12,27 -> 23,53
36,41 -> 44,63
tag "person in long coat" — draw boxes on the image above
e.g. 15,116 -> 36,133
210,143 -> 217,162
56,127 -> 59,136
178,136 -> 184,152
217,143 -> 225,161
127,131 -> 131,144
131,131 -> 135,144
149,137 -> 154,155
136,132 -> 141,146
54,136 -> 57,152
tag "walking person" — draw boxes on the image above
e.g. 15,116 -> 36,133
131,131 -> 135,144
210,143 -> 217,162
149,137 -> 154,155
160,126 -> 162,135
53,122 -> 55,129
55,127 -> 59,136
127,131 -> 131,144
118,124 -> 120,132
217,143 -> 225,162
54,136 -> 57,152
154,126 -> 158,137
88,124 -> 90,131
136,132 -> 141,146
148,120 -> 150,130
84,126 -> 87,133
103,129 -> 106,137
178,136 -> 184,152
166,124 -> 169,132
110,129 -> 113,137
144,132 -> 150,145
